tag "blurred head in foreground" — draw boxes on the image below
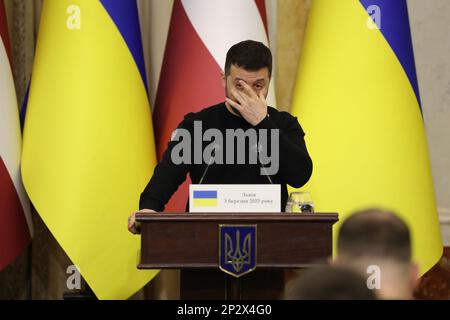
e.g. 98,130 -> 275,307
285,266 -> 376,300
336,208 -> 419,300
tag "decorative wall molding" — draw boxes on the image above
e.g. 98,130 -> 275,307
439,208 -> 450,225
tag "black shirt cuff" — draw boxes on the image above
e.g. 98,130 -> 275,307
139,196 -> 164,212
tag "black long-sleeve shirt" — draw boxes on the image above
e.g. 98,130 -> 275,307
139,102 -> 312,212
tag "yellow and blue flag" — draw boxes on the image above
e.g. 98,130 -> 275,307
193,191 -> 218,207
21,0 -> 158,299
291,0 -> 442,275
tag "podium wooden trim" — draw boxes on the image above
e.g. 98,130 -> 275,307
136,212 -> 338,299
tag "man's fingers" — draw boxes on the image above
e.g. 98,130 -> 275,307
226,98 -> 242,110
128,217 -> 135,232
129,226 -> 137,234
128,221 -> 138,234
128,210 -> 155,234
230,84 -> 251,102
128,212 -> 137,233
258,91 -> 267,103
230,87 -> 246,105
239,80 -> 258,98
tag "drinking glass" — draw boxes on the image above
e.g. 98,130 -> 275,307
285,192 -> 314,214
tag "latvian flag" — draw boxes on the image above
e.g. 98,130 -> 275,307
154,0 -> 276,212
0,0 -> 32,271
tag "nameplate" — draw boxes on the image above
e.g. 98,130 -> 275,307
189,184 -> 281,212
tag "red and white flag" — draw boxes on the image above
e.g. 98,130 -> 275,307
153,0 -> 276,211
0,0 -> 32,270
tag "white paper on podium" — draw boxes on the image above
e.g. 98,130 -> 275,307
189,184 -> 281,212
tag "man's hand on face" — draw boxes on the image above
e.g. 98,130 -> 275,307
226,80 -> 268,126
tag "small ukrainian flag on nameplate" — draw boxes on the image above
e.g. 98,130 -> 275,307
193,191 -> 218,207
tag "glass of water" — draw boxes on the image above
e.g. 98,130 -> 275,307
285,192 -> 314,214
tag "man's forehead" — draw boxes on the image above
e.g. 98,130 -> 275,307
229,64 -> 269,80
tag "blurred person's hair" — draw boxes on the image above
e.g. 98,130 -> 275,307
337,208 -> 411,263
285,266 -> 376,300
336,208 -> 418,300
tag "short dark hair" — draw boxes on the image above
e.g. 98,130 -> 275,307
337,208 -> 412,263
285,266 -> 376,300
224,40 -> 272,77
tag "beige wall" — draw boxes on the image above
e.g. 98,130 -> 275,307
408,0 -> 450,245
137,0 -> 173,108
276,0 -> 310,110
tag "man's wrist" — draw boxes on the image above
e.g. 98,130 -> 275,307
253,113 -> 276,129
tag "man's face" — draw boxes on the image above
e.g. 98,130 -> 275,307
222,64 -> 270,103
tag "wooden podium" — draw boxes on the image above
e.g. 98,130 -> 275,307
136,212 -> 338,300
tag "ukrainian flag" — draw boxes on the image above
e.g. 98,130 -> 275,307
193,191 -> 218,207
21,0 -> 158,299
291,0 -> 442,275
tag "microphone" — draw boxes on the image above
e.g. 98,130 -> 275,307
198,144 -> 220,184
260,165 -> 274,184
252,142 -> 274,184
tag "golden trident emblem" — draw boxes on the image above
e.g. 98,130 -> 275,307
224,230 -> 252,273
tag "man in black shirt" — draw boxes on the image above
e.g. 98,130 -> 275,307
128,40 -> 312,233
